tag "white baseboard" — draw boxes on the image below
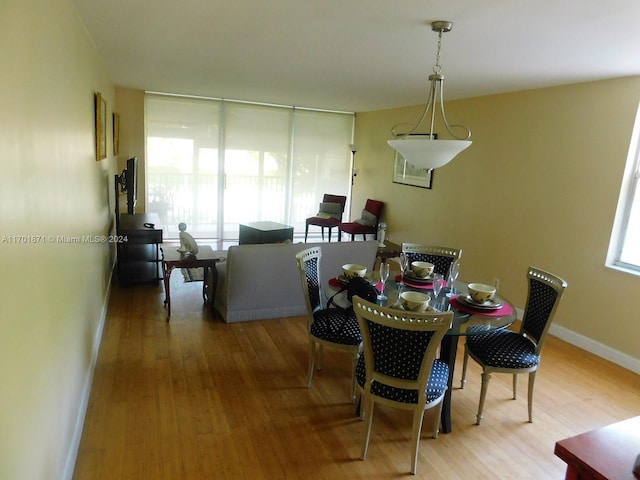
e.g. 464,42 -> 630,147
61,269 -> 113,480
550,323 -> 640,375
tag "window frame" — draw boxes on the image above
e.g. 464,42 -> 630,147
607,101 -> 640,275
144,93 -> 355,240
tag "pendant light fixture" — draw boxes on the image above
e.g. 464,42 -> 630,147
387,20 -> 472,169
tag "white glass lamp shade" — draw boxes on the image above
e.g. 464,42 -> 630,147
388,138 -> 472,169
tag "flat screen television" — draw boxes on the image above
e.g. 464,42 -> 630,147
116,156 -> 138,215
124,157 -> 138,214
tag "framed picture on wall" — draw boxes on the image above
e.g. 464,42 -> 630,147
95,92 -> 107,161
113,112 -> 120,155
392,134 -> 435,189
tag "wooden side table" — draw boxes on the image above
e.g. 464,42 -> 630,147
554,416 -> 640,480
377,240 -> 402,261
161,245 -> 221,321
374,240 -> 402,269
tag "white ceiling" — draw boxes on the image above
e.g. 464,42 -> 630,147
73,0 -> 640,112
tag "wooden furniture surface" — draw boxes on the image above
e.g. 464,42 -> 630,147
377,240 -> 402,261
161,245 -> 220,321
117,213 -> 163,285
239,221 -> 294,245
554,416 -> 640,480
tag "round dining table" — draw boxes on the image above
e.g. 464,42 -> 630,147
326,272 -> 517,434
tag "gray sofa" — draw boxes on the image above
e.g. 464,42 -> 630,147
212,241 -> 379,323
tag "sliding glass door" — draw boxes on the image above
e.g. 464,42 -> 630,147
146,95 -> 222,239
222,102 -> 292,239
290,108 -> 355,229
145,94 -> 353,240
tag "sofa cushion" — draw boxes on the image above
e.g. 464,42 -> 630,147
213,240 -> 379,323
316,202 -> 342,219
355,209 -> 377,227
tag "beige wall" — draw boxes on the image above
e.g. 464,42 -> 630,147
0,1 -> 116,478
7,1 -> 637,478
112,81 -> 640,368
353,77 -> 640,367
115,87 -> 147,213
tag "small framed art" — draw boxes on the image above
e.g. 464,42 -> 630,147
113,112 -> 120,155
392,134 -> 435,189
95,92 -> 107,161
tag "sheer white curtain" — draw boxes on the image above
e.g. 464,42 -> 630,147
291,109 -> 356,228
145,93 -> 353,240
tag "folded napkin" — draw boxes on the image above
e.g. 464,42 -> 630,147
449,297 -> 515,317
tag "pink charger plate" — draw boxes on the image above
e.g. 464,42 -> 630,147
449,296 -> 514,317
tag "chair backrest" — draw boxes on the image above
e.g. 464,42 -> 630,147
402,244 -> 462,276
520,266 -> 568,353
364,199 -> 384,219
322,194 -> 347,215
295,247 -> 323,326
352,296 -> 453,403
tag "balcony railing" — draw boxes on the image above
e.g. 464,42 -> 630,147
147,172 -> 319,239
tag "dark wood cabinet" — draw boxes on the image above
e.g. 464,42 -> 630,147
116,213 -> 163,285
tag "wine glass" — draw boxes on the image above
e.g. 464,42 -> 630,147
399,252 -> 408,284
393,281 -> 404,308
378,262 -> 390,301
432,273 -> 445,308
446,261 -> 460,297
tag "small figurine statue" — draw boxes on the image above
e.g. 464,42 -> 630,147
377,222 -> 387,247
177,222 -> 198,255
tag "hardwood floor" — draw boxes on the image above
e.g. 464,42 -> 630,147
73,276 -> 640,479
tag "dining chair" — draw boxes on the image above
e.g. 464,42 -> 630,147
460,266 -> 568,425
338,199 -> 384,241
295,246 -> 362,402
304,194 -> 347,242
402,244 -> 462,276
352,296 -> 453,475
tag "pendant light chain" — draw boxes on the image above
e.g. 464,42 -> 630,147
388,18 -> 472,164
433,29 -> 443,75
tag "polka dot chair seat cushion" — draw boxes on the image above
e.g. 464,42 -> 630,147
466,330 -> 539,369
356,356 -> 449,404
310,308 -> 362,346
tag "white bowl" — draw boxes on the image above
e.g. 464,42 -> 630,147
467,283 -> 496,304
400,291 -> 430,312
342,263 -> 367,279
411,261 -> 434,278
